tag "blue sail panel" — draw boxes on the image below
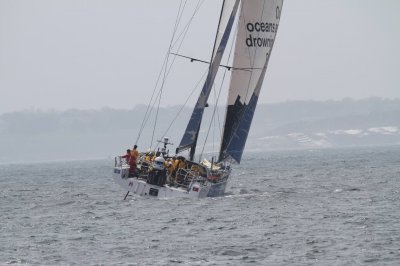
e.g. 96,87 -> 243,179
224,92 -> 259,163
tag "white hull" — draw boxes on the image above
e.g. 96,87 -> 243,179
113,166 -> 228,199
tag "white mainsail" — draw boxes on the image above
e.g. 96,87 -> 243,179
219,0 -> 283,163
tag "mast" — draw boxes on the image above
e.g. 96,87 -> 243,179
187,0 -> 228,161
176,0 -> 240,160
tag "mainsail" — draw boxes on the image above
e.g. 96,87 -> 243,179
176,0 -> 240,158
219,0 -> 283,163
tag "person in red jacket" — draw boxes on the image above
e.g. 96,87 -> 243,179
121,149 -> 131,165
121,149 -> 137,177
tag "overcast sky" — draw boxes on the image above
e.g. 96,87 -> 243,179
1,0 -> 399,114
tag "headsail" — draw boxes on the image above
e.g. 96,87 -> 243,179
176,0 -> 240,158
219,0 -> 283,163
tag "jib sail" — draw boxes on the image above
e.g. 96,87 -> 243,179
176,0 -> 240,158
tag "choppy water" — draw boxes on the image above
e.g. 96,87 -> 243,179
1,146 -> 400,265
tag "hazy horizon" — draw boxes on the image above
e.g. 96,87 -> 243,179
1,0 -> 399,114
1,97 -> 399,163
0,97 -> 399,116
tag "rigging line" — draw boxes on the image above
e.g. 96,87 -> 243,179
170,53 -> 261,71
135,54 -> 168,145
216,71 -> 227,141
171,0 -> 205,49
198,78 -> 224,161
138,0 -> 212,151
211,73 -> 222,154
157,69 -> 208,151
151,1 -> 206,150
147,0 -> 186,139
135,1 -> 186,145
150,83 -> 162,149
162,0 -> 205,82
199,65 -> 229,160
199,59 -> 230,160
156,0 -> 190,84
135,0 -> 184,144
149,0 -> 204,115
212,67 -> 229,153
142,0 -> 193,141
212,84 -> 217,153
152,0 -> 205,113
153,2 -> 212,152
150,1 -> 188,149
168,0 -> 189,50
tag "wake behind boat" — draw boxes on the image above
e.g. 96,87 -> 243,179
113,0 -> 283,199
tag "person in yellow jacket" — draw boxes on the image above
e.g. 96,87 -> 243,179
172,158 -> 179,171
145,153 -> 151,162
165,159 -> 174,176
174,157 -> 187,184
130,145 -> 139,163
178,158 -> 187,170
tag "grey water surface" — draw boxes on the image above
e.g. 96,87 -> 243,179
1,147 -> 400,265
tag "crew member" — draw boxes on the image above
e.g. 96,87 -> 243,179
174,156 -> 187,184
147,156 -> 167,186
121,149 -> 131,165
131,145 -> 139,163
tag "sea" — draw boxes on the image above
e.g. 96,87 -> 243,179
1,146 -> 399,265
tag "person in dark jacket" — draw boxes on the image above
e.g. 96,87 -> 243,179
147,156 -> 167,186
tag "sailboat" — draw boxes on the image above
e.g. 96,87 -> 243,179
113,0 -> 283,199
